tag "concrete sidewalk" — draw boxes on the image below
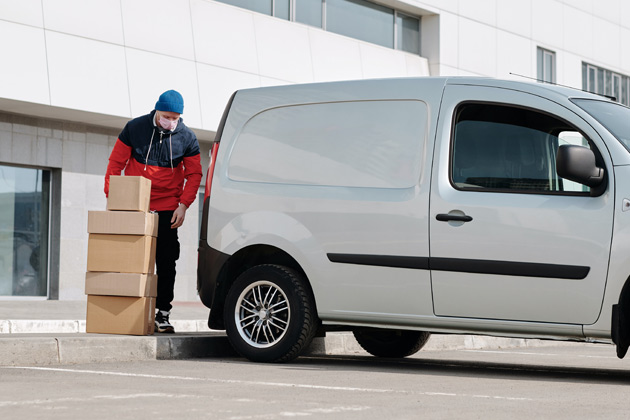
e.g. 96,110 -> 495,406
0,300 -> 212,334
0,300 -> 590,366
0,300 -> 238,366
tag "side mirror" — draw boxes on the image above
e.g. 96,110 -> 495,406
556,144 -> 605,188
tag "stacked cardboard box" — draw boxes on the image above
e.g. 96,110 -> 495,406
85,176 -> 158,335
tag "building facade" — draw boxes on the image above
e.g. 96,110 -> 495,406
1,0 -> 629,302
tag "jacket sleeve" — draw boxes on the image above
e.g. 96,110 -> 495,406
104,138 -> 132,196
180,153 -> 203,208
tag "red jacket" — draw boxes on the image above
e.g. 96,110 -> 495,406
105,111 -> 202,211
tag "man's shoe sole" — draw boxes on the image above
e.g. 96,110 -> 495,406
155,325 -> 175,334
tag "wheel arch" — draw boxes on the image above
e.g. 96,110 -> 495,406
612,274 -> 630,358
208,244 -> 315,330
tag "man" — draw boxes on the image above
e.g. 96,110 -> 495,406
104,90 -> 202,333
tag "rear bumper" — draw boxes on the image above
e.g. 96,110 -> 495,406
197,239 -> 230,309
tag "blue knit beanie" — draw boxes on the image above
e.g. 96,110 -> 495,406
155,90 -> 184,114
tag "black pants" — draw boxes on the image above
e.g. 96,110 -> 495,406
155,210 -> 180,312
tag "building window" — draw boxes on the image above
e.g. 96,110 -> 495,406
326,0 -> 394,48
582,62 -> 630,105
0,165 -> 50,297
396,12 -> 420,54
536,47 -> 556,84
274,0 -> 290,19
216,0 -> 272,15
295,0 -> 323,27
215,0 -> 421,55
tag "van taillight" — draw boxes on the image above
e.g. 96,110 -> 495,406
205,142 -> 220,200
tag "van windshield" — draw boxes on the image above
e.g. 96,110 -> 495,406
572,98 -> 630,151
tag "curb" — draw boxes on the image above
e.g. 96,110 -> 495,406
0,328 -> 584,367
0,332 -> 235,366
0,320 -> 210,334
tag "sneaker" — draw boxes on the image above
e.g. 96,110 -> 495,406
155,310 -> 175,333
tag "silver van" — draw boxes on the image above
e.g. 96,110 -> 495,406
197,77 -> 630,362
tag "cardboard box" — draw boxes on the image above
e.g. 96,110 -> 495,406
85,272 -> 157,297
107,176 -> 151,212
87,234 -> 156,274
86,295 -> 155,335
88,211 -> 158,237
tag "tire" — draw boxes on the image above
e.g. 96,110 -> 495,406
224,264 -> 318,363
353,328 -> 430,358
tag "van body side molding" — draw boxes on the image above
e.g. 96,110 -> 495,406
327,253 -> 590,280
327,253 -> 430,269
430,257 -> 589,279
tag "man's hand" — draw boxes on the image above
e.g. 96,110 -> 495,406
171,203 -> 188,229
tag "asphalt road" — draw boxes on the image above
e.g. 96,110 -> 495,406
2,342 -> 629,419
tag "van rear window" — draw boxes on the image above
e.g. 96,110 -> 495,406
227,100 -> 427,188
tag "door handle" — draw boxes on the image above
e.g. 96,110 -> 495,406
436,213 -> 473,222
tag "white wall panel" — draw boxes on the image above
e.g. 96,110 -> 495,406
0,21 -> 49,104
253,15 -> 314,83
438,12 -> 459,68
559,52 -> 584,88
197,64 -> 261,131
566,0 -> 593,15
592,17 -> 620,68
592,0 -> 621,25
421,0 -> 458,14
58,239 -> 87,300
46,32 -> 130,116
458,18 -> 496,76
456,68 -> 483,76
621,2 -> 630,30
309,29 -> 363,82
190,0 -> 259,74
120,0 -> 195,61
621,28 -> 630,70
458,0 -> 496,26
259,77 -> 292,88
496,31 -> 531,79
125,49 -> 201,127
532,0 -> 563,49
0,0 -> 43,26
42,0 -> 124,44
496,0 -> 531,38
563,5 -> 593,58
404,54 -> 430,76
359,43 -> 407,78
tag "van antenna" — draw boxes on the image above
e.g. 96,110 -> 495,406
509,72 -> 617,101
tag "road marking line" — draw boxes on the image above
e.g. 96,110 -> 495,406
2,366 -> 532,402
0,393 -> 195,408
228,406 -> 371,420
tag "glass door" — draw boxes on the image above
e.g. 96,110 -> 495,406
0,165 -> 50,297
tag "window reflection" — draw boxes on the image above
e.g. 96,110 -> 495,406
327,0 -> 394,48
215,0 -> 272,15
295,0 -> 322,27
396,12 -> 420,54
0,165 -> 50,296
215,0 -> 422,55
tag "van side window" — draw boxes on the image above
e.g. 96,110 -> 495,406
451,103 -> 591,194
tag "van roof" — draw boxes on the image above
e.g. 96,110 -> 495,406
444,76 -> 609,102
235,76 -> 609,103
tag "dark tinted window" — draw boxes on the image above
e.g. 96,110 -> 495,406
451,103 -> 590,194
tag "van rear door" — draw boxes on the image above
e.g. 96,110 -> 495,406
428,84 -> 614,325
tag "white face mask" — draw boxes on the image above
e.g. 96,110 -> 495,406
158,115 -> 178,131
